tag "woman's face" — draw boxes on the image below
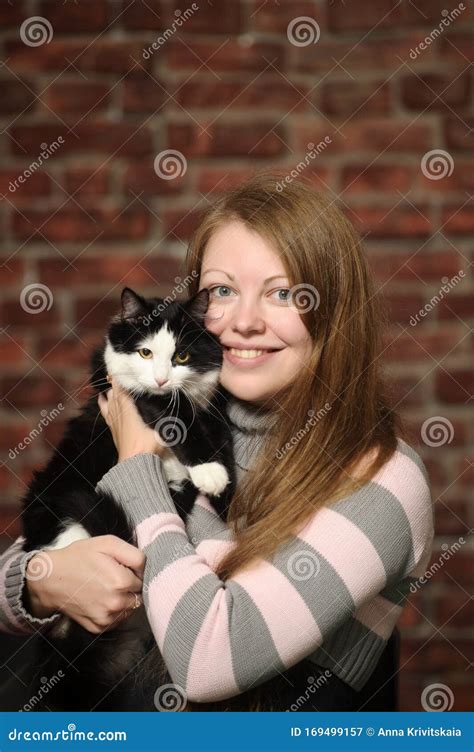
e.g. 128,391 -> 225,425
198,220 -> 314,407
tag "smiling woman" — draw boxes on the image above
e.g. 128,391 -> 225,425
0,172 -> 433,713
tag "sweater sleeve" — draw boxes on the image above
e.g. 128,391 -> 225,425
95,443 -> 433,703
0,536 -> 63,635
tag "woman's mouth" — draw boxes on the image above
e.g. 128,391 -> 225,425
224,347 -> 282,367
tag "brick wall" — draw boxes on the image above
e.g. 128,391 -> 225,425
0,0 -> 472,711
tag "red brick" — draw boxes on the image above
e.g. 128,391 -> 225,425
169,0 -> 243,33
440,33 -> 474,64
342,164 -> 415,193
441,204 -> 474,234
387,372 -> 430,407
328,0 -> 403,31
0,170 -> 51,198
63,165 -> 109,196
12,206 -> 151,243
74,297 -> 122,330
176,77 -> 310,112
438,294 -> 474,320
367,248 -> 466,283
167,39 -> 284,72
400,71 -> 470,111
35,333 -> 101,369
42,80 -> 112,115
435,369 -> 473,404
197,167 -> 274,194
435,498 -> 470,536
38,0 -> 109,31
123,75 -> 165,113
345,206 -> 431,239
168,122 -> 287,158
401,0 -> 471,24
293,34 -> 437,73
0,335 -> 30,367
401,637 -> 474,672
2,297 -> 60,327
399,677 -> 472,712
384,293 -> 426,324
4,40 -> 150,74
296,119 -> 433,154
121,0 -> 164,30
123,162 -> 186,195
38,255 -> 164,287
0,2 -> 27,26
382,327 -> 468,362
251,0 -> 325,32
0,507 -> 23,538
320,80 -> 391,117
398,590 -> 424,627
445,116 -> 474,151
0,260 -> 25,285
11,122 -> 153,158
420,161 -> 474,193
1,376 -> 67,410
163,207 -> 204,242
434,589 -> 474,628
0,80 -> 36,114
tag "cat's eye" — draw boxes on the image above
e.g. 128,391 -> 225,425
175,351 -> 190,364
137,348 -> 153,359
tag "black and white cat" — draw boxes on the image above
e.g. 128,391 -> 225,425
20,286 -> 236,711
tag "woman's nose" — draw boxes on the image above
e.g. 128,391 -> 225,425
231,298 -> 266,334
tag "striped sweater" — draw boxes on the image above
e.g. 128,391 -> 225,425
0,396 -> 434,702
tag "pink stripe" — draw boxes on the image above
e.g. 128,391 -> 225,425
195,538 -> 235,571
186,593 -> 240,701
194,494 -> 218,514
145,554 -> 214,640
354,596 -> 403,639
135,512 -> 186,548
232,560 -> 323,669
372,448 -> 432,563
297,507 -> 387,601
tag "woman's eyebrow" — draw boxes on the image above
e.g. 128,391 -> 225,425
201,269 -> 288,283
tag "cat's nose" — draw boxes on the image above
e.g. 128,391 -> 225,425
155,377 -> 169,387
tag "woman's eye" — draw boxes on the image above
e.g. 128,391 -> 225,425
272,288 -> 292,303
208,285 -> 233,298
138,348 -> 153,359
175,351 -> 190,364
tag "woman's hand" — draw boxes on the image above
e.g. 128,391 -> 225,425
98,376 -> 167,462
25,536 -> 146,634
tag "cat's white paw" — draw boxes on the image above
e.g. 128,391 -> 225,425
186,462 -> 230,496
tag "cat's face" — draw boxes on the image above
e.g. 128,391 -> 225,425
103,287 -> 222,405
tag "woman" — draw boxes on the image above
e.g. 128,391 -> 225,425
0,173 -> 434,711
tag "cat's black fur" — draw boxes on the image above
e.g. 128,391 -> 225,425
20,286 -> 236,711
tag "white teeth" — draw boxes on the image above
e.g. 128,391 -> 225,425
229,348 -> 267,358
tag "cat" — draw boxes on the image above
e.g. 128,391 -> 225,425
19,286 -> 236,711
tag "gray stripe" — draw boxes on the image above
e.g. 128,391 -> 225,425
226,582 -> 286,691
161,573 -> 219,689
270,537 -> 354,637
334,481 -> 416,576
143,531 -> 197,585
397,439 -> 430,485
380,576 -> 418,606
186,504 -> 233,547
308,618 -> 387,691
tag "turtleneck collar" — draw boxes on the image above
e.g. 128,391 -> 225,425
225,394 -> 278,435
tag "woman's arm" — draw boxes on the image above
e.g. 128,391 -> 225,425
95,442 -> 434,703
0,536 -> 62,634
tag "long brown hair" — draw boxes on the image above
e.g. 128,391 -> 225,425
184,171 -> 407,582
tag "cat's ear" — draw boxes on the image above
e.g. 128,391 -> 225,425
121,288 -> 147,320
183,287 -> 210,324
